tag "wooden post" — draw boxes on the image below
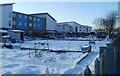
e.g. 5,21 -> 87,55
29,46 -> 31,58
105,46 -> 115,74
84,66 -> 91,76
94,58 -> 100,76
100,53 -> 106,75
99,46 -> 107,57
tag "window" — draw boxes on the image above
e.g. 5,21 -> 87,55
19,14 -> 22,18
34,24 -> 35,27
38,18 -> 40,21
34,18 -> 36,21
13,13 -> 16,17
9,21 -> 11,26
9,12 -> 12,17
19,22 -> 21,26
38,24 -> 40,27
25,16 -> 27,19
13,21 -> 16,25
29,23 -> 32,27
24,23 -> 26,26
29,16 -> 32,20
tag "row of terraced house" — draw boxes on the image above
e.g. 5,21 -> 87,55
0,3 -> 92,42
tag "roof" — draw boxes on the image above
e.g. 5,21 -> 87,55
0,30 -> 8,33
10,30 -> 24,32
58,21 -> 92,28
0,3 -> 15,6
30,13 -> 56,21
58,21 -> 81,25
80,25 -> 92,28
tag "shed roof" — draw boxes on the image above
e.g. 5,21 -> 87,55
10,30 -> 24,32
0,30 -> 8,33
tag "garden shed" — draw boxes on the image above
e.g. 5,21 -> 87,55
8,30 -> 24,42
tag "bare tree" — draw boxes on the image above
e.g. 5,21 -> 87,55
93,11 -> 117,34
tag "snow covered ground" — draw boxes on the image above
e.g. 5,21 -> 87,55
0,39 -> 109,74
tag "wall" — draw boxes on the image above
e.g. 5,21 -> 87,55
46,15 -> 56,31
56,23 -> 71,33
15,13 -> 29,30
79,25 -> 92,33
1,5 -> 13,29
0,6 -> 2,27
8,31 -> 22,41
66,22 -> 79,32
31,14 -> 57,31
32,17 -> 44,30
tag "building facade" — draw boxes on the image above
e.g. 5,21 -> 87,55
57,21 -> 92,33
30,13 -> 57,32
57,23 -> 71,33
0,3 -> 14,30
12,11 -> 46,32
79,25 -> 92,33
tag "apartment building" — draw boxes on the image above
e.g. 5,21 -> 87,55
12,11 -> 46,32
57,21 -> 92,33
57,23 -> 71,33
79,25 -> 92,33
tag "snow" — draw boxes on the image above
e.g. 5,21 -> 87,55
0,30 -> 8,33
0,39 -> 109,74
65,37 -> 100,41
10,30 -> 24,32
2,35 -> 11,38
21,40 -> 90,51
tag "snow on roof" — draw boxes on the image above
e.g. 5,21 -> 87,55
2,35 -> 11,38
10,30 -> 24,32
80,25 -> 92,28
0,30 -> 8,33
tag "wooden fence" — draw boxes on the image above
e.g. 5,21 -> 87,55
94,36 -> 120,75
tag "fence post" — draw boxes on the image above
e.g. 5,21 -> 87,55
84,66 -> 91,76
105,46 -> 115,74
112,36 -> 120,74
94,58 -> 100,76
100,52 -> 106,75
99,46 -> 107,57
